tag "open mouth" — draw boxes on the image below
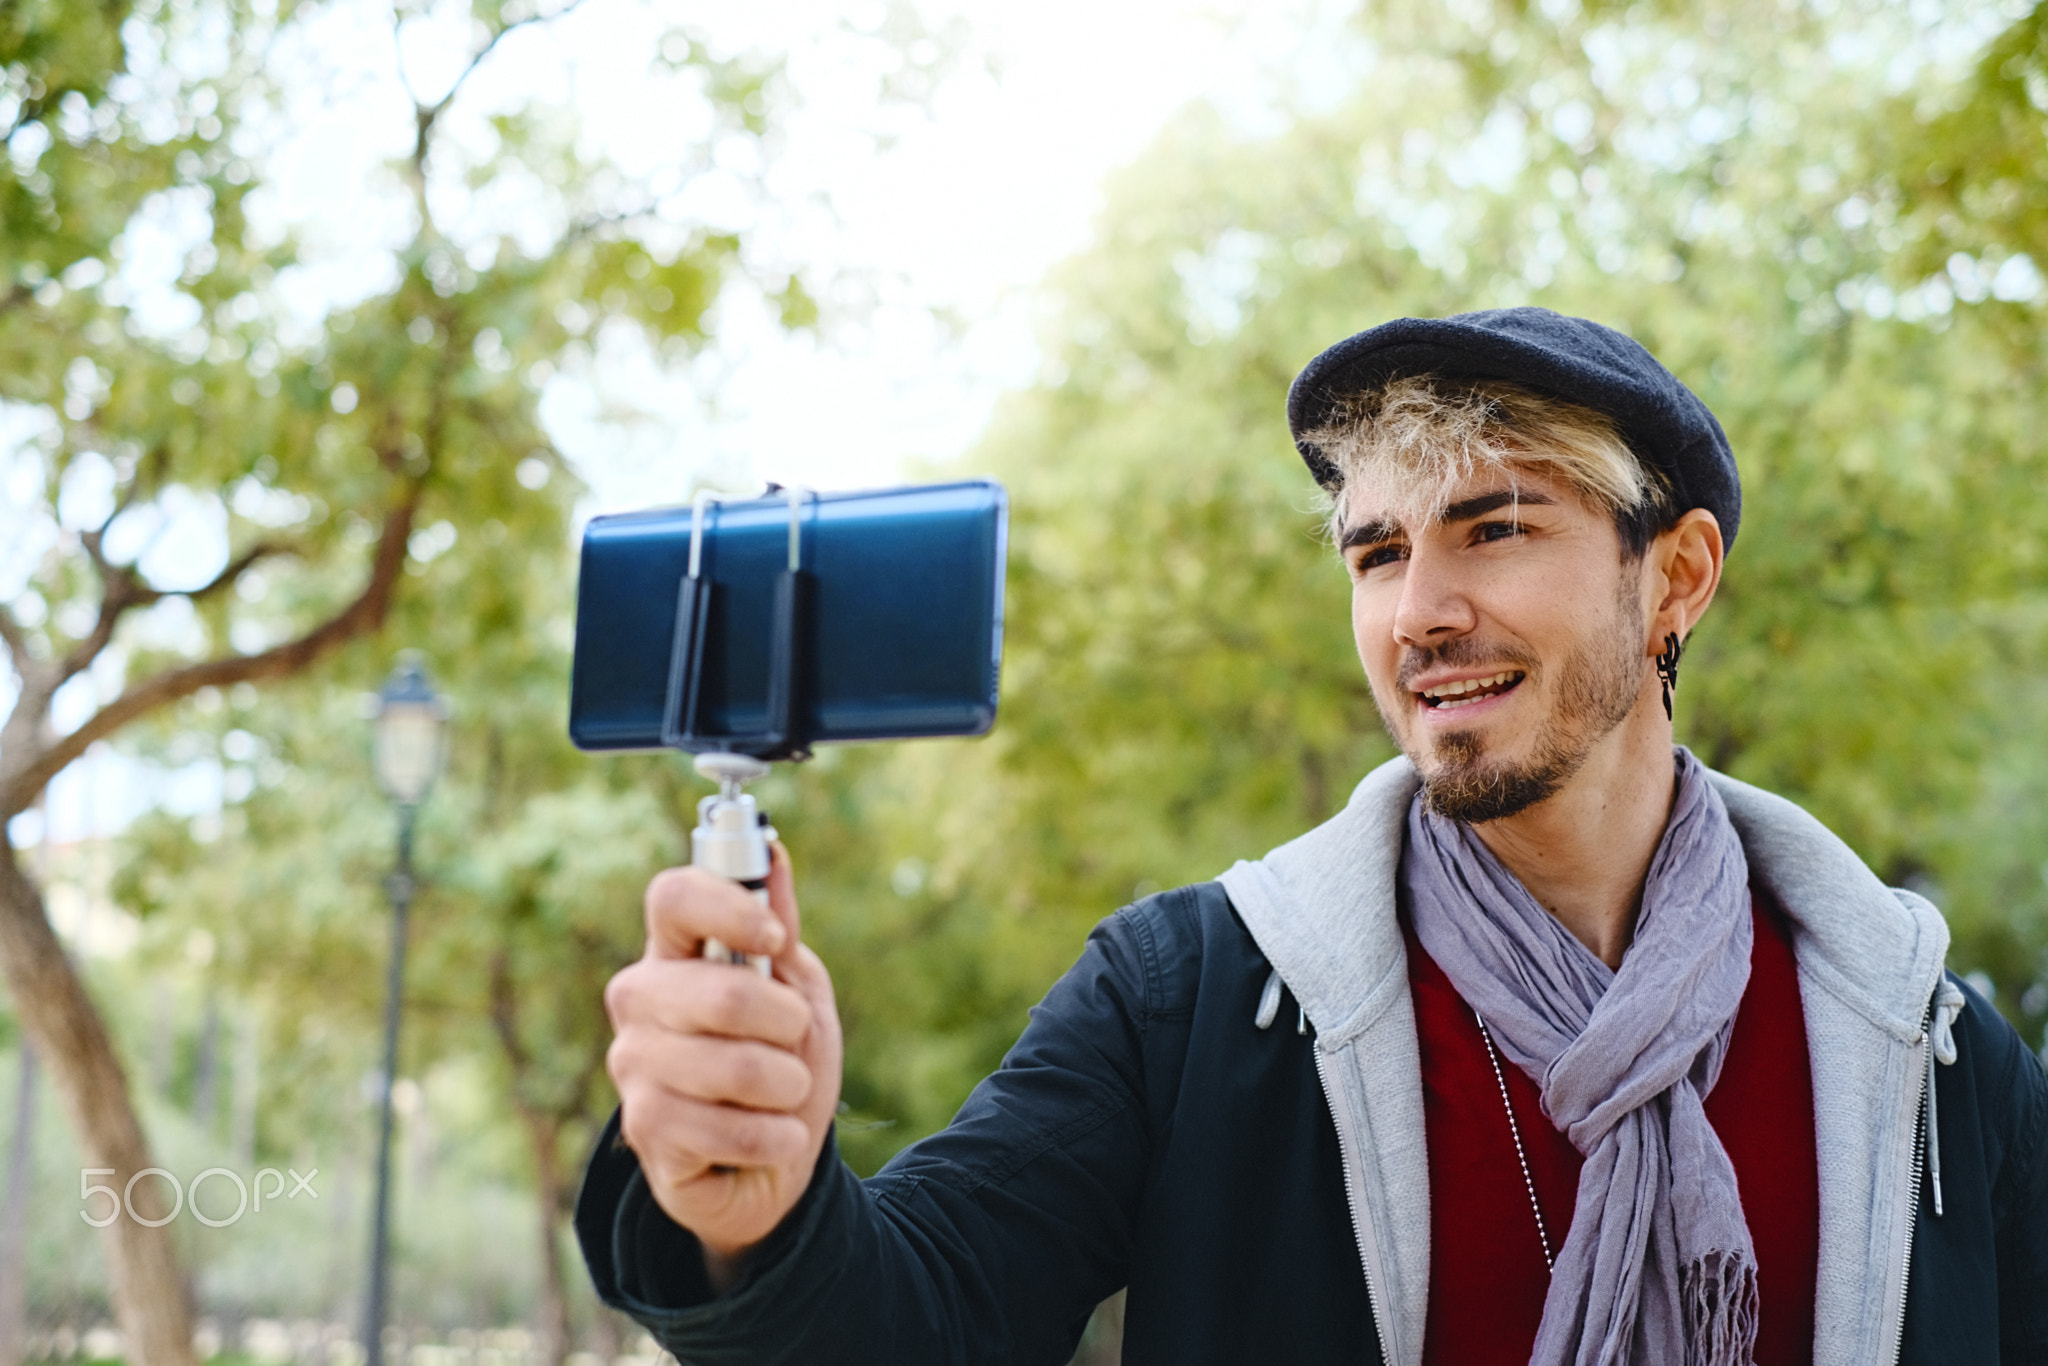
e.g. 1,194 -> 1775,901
1416,670 -> 1526,711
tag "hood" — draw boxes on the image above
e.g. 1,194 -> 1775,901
1219,754 -> 1948,1041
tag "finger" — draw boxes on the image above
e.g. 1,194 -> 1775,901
615,1031 -> 813,1113
644,865 -> 787,962
605,959 -> 814,1050
776,941 -> 839,1035
615,1082 -> 710,1178
625,1089 -> 815,1171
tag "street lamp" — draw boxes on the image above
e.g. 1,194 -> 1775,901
363,655 -> 446,1366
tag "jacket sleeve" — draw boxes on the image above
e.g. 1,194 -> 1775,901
1988,989 -> 2048,1357
573,907 -> 1158,1366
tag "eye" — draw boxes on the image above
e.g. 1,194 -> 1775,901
1474,520 -> 1526,544
1349,544 -> 1407,575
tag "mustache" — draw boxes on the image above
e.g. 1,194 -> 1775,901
1395,638 -> 1540,692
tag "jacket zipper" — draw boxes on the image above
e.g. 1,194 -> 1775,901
1313,1045 -> 1398,1366
1887,1010 -> 1932,1366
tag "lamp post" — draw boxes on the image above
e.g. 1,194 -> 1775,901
364,656 -> 446,1366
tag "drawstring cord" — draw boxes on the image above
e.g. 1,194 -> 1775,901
1253,967 -> 1308,1035
1255,969 -> 1283,1031
1925,976 -> 1965,1218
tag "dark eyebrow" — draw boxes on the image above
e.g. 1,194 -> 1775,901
1338,517 -> 1400,552
1338,489 -> 1555,552
1441,489 -> 1555,523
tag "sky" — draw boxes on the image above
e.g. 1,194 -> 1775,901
8,0 -> 1327,844
253,0 -> 1319,510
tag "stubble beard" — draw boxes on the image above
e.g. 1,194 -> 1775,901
1402,570 -> 1649,825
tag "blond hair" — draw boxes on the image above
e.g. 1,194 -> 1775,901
1303,376 -> 1676,555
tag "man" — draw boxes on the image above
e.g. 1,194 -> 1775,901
579,308 -> 2048,1365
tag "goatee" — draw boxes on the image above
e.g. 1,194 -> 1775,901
1408,576 -> 1647,824
1421,728 -> 1576,823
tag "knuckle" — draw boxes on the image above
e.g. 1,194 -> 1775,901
726,1115 -> 777,1165
605,1031 -> 634,1081
603,968 -> 639,1024
702,971 -> 754,1028
725,1047 -> 772,1101
645,865 -> 691,906
616,1086 -> 657,1150
646,867 -> 719,929
641,868 -> 682,925
608,1034 -> 657,1094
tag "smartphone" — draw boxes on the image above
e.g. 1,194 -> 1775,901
568,479 -> 1008,755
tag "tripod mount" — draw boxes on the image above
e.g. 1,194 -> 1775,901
691,751 -> 778,975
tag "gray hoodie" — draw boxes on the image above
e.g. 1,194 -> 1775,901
1218,756 -> 1958,1366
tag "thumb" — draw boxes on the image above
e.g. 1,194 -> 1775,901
764,841 -> 803,966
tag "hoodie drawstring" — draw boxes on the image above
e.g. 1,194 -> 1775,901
1255,968 -> 1283,1031
1925,976 -> 1966,1218
1252,968 -> 1309,1035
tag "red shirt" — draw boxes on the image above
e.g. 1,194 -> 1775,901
1405,896 -> 1818,1366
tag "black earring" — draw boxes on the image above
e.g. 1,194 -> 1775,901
1655,631 -> 1683,721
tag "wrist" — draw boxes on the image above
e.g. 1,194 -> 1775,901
699,1239 -> 753,1295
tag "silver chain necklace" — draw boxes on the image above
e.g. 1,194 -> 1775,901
1475,1010 -> 1555,1273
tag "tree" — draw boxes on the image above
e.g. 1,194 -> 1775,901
0,0 -> 788,1357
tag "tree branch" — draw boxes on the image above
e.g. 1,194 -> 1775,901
0,485 -> 423,819
413,0 -> 596,165
0,603 -> 33,681
187,541 -> 295,605
52,556 -> 158,693
45,495 -> 292,699
102,440 -> 170,531
561,204 -> 655,244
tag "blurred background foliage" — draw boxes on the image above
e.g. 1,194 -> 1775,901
5,0 -> 2048,1359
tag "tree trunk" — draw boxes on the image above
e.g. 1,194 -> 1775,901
0,1037 -> 37,1366
0,839 -> 194,1366
585,1302 -> 625,1365
520,1110 -> 570,1366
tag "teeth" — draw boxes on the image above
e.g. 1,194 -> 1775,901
1419,670 -> 1521,701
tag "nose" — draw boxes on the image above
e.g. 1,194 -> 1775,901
1389,541 -> 1477,647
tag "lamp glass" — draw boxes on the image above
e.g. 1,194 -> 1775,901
373,701 -> 443,806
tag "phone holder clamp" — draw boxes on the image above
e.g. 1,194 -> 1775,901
661,486 -> 816,763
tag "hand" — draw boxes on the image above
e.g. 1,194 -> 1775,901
604,844 -> 843,1289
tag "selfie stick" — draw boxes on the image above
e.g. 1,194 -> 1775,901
691,752 -> 776,976
670,487 -> 814,977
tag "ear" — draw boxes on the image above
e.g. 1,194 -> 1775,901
1647,508 -> 1724,646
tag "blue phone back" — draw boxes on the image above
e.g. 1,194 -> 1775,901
569,480 -> 1007,751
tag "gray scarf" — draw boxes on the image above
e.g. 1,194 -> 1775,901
1403,747 -> 1758,1366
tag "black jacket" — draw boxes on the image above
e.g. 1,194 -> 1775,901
576,882 -> 2048,1365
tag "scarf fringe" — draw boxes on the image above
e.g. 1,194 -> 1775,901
1681,1250 -> 1759,1366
